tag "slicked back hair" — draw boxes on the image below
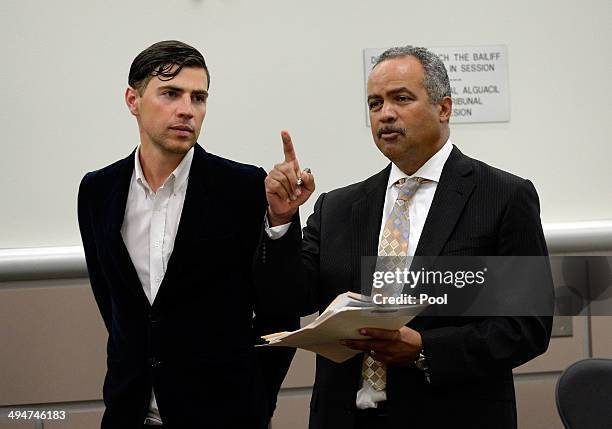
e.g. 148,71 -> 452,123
128,40 -> 209,94
373,46 -> 451,104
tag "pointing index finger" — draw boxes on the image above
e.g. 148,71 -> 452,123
281,130 -> 297,163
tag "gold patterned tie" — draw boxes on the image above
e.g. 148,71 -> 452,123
362,177 -> 427,391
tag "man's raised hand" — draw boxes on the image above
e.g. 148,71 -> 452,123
265,130 -> 315,226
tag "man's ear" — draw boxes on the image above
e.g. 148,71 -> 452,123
438,96 -> 453,123
125,87 -> 140,116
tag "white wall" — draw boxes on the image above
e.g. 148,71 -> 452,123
1,0 -> 610,248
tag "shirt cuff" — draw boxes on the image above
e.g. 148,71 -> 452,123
264,213 -> 291,240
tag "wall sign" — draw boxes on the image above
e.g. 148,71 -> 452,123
363,45 -> 510,125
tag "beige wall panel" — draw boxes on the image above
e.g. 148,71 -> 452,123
515,316 -> 586,374
0,415 -> 35,429
591,316 -> 612,358
515,378 -> 563,429
0,280 -> 106,405
43,408 -> 104,429
281,349 -> 315,389
272,394 -> 310,429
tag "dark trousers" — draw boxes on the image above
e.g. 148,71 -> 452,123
355,402 -> 390,429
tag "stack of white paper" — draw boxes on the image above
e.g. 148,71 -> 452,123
260,292 -> 424,363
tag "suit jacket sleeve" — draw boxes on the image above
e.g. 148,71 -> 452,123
420,179 -> 553,386
253,193 -> 326,317
249,167 -> 301,418
78,173 -> 113,332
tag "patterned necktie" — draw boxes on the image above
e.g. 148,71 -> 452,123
362,177 -> 428,391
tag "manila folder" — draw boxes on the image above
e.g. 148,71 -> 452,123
259,295 -> 424,363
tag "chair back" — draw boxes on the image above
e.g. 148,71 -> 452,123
556,358 -> 612,429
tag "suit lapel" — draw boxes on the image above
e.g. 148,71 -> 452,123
103,150 -> 151,308
152,144 -> 211,309
415,146 -> 475,257
351,165 -> 390,294
167,146 -> 209,259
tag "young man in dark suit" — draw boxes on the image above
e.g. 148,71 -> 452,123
255,46 -> 552,428
78,40 -> 297,428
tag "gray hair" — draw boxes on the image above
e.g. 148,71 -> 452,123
373,46 -> 451,104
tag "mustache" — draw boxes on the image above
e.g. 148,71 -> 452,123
377,126 -> 406,138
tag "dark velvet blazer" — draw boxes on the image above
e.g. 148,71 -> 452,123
78,143 -> 298,428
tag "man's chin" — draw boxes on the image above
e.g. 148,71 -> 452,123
375,139 -> 404,157
163,140 -> 196,155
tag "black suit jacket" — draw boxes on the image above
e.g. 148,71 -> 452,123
78,144 -> 298,428
254,146 -> 552,429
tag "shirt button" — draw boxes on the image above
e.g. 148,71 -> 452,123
153,241 -> 160,247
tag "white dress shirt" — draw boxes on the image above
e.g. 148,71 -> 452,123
120,145 -> 194,425
267,139 -> 454,409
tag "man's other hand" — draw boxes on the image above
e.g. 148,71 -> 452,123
342,327 -> 423,366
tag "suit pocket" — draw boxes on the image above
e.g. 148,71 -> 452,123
442,237 -> 495,254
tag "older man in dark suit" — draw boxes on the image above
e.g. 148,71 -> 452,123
255,46 -> 552,429
78,40 -> 297,428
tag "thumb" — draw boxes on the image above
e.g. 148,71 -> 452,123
300,168 -> 315,192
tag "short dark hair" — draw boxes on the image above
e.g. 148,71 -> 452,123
373,46 -> 450,104
128,40 -> 209,93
